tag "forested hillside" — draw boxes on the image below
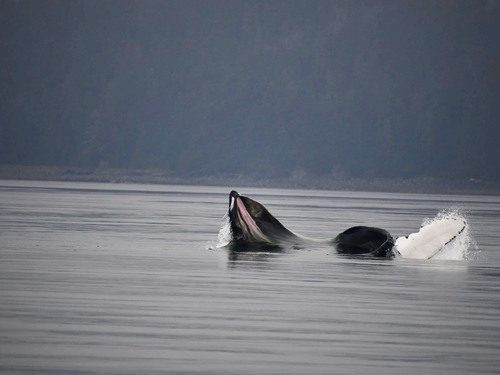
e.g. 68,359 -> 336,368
1,0 -> 499,181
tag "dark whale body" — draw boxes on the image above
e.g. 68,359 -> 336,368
228,190 -> 396,257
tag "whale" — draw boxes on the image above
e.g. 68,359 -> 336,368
228,190 -> 395,257
226,190 -> 467,259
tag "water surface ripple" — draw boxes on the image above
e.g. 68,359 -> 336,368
1,180 -> 499,374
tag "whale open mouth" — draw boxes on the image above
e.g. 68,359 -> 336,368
228,190 -> 295,243
228,191 -> 269,242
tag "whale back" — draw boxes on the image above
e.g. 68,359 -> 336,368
333,226 -> 396,257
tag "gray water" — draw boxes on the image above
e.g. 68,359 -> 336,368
1,180 -> 499,375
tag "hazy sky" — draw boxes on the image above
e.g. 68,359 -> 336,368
1,0 -> 499,180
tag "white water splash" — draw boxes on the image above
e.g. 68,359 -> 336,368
211,212 -> 232,249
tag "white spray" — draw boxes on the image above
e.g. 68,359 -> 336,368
214,212 -> 232,248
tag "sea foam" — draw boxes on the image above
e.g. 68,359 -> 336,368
214,212 -> 232,248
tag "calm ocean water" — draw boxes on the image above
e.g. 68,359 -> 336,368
1,180 -> 499,374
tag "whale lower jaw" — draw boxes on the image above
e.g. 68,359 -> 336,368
235,196 -> 270,242
228,191 -> 300,244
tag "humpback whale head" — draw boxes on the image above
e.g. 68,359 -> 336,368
228,190 -> 296,244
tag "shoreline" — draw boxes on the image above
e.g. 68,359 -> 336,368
0,165 -> 498,196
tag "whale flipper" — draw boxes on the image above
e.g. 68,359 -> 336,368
395,217 -> 467,259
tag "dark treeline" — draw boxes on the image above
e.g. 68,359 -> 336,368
1,0 -> 499,181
